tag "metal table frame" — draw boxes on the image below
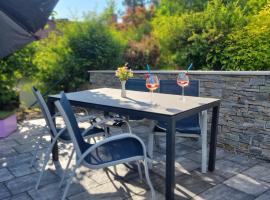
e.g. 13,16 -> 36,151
47,89 -> 220,200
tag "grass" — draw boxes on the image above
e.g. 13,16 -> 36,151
0,110 -> 15,120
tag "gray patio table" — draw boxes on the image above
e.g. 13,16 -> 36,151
47,88 -> 221,200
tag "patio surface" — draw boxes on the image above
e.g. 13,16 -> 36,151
0,118 -> 270,200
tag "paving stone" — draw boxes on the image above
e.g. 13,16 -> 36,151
224,174 -> 269,196
13,141 -> 48,154
28,182 -> 63,200
0,140 -> 19,148
152,157 -> 200,178
29,173 -> 99,200
105,164 -> 139,182
254,190 -> 270,200
183,152 -> 202,163
14,134 -> 50,145
175,144 -> 198,157
215,148 -> 232,160
193,184 -> 255,200
175,157 -> 201,173
0,153 -> 33,169
214,159 -> 249,178
127,190 -> 164,200
174,173 -> 213,198
179,138 -> 201,150
0,146 -> 18,157
0,168 -> 14,182
0,183 -> 11,199
6,170 -> 59,195
190,170 -> 225,186
8,163 -> 36,177
243,165 -> 270,184
3,193 -> 32,200
226,154 -> 258,167
68,181 -> 129,200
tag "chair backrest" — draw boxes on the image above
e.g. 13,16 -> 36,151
55,92 -> 87,156
32,87 -> 57,137
159,79 -> 199,96
126,78 -> 148,120
126,78 -> 148,92
159,80 -> 200,129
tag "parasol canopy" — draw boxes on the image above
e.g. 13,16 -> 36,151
0,0 -> 58,59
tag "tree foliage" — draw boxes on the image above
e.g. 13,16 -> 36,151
34,19 -> 126,93
152,0 -> 269,70
0,45 -> 36,110
221,4 -> 270,70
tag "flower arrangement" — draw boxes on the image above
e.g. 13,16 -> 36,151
115,64 -> 133,81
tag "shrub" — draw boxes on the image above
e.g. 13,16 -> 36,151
34,19 -> 126,93
0,45 -> 36,110
123,35 -> 160,69
221,3 -> 270,70
153,0 -> 248,69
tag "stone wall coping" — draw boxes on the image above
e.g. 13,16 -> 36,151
88,70 -> 270,76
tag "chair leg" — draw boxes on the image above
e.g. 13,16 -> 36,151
143,159 -> 156,200
153,134 -> 160,148
31,135 -> 43,167
35,137 -> 58,190
136,161 -> 143,182
59,148 -> 75,188
61,168 -> 77,200
201,110 -> 208,173
35,145 -> 53,189
125,122 -> 132,134
147,133 -> 154,169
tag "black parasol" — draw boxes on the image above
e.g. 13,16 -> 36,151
0,0 -> 58,59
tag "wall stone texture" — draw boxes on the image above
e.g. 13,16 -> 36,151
88,71 -> 270,160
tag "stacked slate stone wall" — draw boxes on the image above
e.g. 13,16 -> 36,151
88,70 -> 270,160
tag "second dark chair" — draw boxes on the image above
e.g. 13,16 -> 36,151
148,80 -> 208,173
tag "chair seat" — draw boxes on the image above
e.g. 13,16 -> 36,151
83,137 -> 143,166
154,124 -> 201,135
56,127 -> 104,141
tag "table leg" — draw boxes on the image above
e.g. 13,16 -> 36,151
208,105 -> 220,171
166,119 -> 176,200
48,99 -> 59,161
103,111 -> 111,135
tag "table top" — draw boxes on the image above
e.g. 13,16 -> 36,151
49,88 -> 220,117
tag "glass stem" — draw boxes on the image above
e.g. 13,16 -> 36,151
182,86 -> 184,100
151,90 -> 154,105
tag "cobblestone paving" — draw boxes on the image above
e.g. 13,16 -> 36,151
0,118 -> 269,200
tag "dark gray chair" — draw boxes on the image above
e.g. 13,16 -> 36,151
32,87 -> 106,189
148,80 -> 208,173
126,78 -> 148,92
55,92 -> 156,200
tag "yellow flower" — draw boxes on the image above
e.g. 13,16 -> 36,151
115,65 -> 134,81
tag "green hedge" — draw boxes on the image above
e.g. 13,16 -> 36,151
33,20 -> 126,93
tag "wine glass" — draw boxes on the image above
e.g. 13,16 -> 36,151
146,74 -> 159,105
177,72 -> 189,101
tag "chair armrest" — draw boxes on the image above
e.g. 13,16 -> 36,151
77,133 -> 147,165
